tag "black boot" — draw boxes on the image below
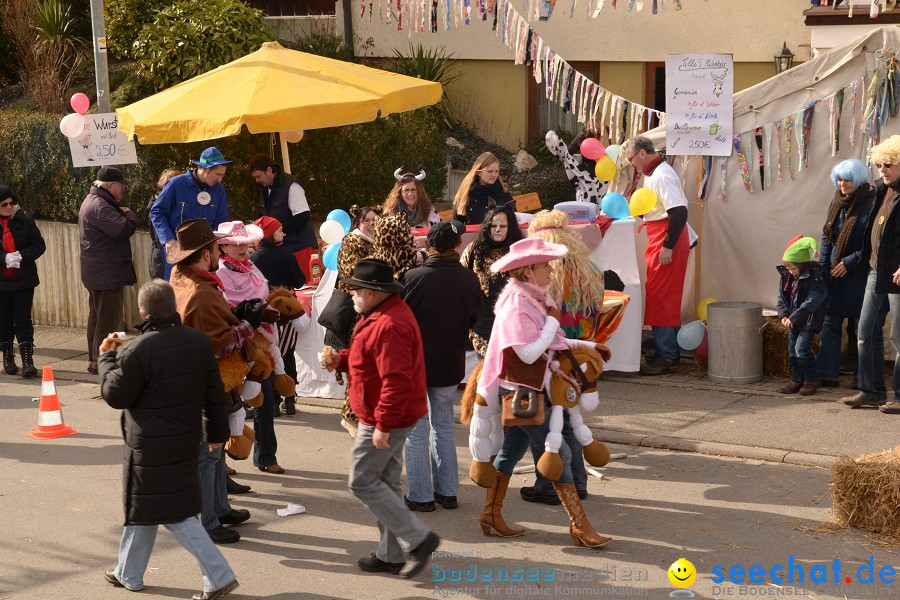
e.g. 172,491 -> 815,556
19,342 -> 37,379
2,341 -> 18,375
280,396 -> 296,415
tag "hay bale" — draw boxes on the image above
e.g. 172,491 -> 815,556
763,316 -> 791,378
830,446 -> 900,538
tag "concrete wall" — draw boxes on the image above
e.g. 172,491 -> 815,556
340,0 -> 812,150
33,220 -> 149,330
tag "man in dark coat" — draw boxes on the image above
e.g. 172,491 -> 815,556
248,154 -> 318,282
401,221 -> 482,511
78,166 -> 138,375
99,280 -> 239,599
322,259 -> 440,578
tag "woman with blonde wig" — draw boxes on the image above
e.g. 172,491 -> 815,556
527,210 -> 605,339
452,152 -> 515,226
522,209 -> 606,504
841,135 -> 900,414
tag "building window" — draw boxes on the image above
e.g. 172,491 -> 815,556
529,62 -> 598,141
644,62 -> 666,114
245,0 -> 336,17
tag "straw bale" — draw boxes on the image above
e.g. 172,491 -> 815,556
830,446 -> 900,539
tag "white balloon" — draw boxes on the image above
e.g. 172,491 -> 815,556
319,219 -> 345,245
59,113 -> 85,139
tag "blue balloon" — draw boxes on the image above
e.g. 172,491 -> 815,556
677,320 -> 706,351
323,242 -> 341,271
601,192 -> 629,220
326,209 -> 352,234
606,144 -> 620,162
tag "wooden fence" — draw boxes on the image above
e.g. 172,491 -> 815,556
33,220 -> 152,330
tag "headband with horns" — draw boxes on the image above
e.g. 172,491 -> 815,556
393,166 -> 426,182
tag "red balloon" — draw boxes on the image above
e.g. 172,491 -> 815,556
580,138 -> 606,161
694,330 -> 709,358
70,92 -> 90,115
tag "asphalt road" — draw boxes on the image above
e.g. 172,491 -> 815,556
1,375 -> 897,599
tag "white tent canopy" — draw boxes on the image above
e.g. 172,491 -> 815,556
629,26 -> 900,311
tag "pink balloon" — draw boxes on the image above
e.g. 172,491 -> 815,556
580,138 -> 606,161
59,113 -> 86,139
70,92 -> 90,115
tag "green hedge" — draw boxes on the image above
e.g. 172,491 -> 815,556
0,106 -> 447,225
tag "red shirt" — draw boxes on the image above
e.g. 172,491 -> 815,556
336,294 -> 427,432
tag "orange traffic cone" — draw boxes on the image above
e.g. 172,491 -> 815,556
26,366 -> 77,440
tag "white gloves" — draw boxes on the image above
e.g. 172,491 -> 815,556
4,251 -> 21,268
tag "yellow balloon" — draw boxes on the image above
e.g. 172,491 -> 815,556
594,156 -> 617,181
697,297 -> 718,321
629,187 -> 657,216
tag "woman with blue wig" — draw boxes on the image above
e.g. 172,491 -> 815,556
817,159 -> 876,387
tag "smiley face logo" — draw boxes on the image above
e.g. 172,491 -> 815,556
668,558 -> 697,588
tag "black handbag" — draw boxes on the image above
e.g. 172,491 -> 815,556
317,288 -> 356,350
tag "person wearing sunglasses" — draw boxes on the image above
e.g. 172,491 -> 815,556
0,186 -> 45,378
841,136 -> 900,415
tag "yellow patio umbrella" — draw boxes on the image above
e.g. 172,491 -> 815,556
116,41 -> 443,172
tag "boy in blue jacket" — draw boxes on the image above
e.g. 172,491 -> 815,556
777,236 -> 828,396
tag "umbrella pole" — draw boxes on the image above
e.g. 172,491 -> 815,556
279,132 -> 291,174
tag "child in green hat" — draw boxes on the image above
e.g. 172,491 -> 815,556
776,236 -> 829,396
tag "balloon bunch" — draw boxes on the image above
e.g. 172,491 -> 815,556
677,298 -> 718,357
599,187 -> 658,220
319,209 -> 351,271
59,93 -> 90,139
580,138 -> 618,183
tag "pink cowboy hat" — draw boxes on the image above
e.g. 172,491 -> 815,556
490,237 -> 568,274
216,221 -> 264,245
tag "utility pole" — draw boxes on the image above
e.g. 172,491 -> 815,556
89,0 -> 111,113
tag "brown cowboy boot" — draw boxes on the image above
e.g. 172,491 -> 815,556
479,472 -> 525,537
554,482 -> 612,548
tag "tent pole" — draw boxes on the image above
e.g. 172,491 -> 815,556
279,132 -> 291,174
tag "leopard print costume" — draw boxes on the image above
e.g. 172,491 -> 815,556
460,242 -> 509,358
337,231 -> 375,294
372,210 -> 417,279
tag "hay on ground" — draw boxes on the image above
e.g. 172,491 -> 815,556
830,446 -> 900,539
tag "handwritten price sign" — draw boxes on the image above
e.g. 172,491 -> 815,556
67,113 -> 137,168
665,54 -> 733,157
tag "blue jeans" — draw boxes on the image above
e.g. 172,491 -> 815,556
817,314 -> 858,382
253,374 -> 278,467
349,423 -> 429,564
198,442 -> 231,530
788,329 -> 817,382
653,326 -> 680,361
856,269 -> 900,402
112,516 -> 235,592
533,410 -> 587,495
494,413 -> 574,484
404,385 -> 459,502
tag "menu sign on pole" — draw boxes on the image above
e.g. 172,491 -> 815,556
67,113 -> 138,168
665,54 -> 733,156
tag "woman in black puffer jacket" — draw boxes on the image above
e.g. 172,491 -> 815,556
0,186 -> 46,378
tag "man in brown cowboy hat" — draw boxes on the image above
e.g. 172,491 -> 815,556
321,258 -> 440,578
169,219 -> 265,546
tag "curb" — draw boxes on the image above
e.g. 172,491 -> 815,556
295,396 -> 839,469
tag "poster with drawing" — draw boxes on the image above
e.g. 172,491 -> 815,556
67,113 -> 137,168
665,54 -> 734,156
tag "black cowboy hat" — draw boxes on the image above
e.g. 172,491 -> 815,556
339,259 -> 404,294
166,218 -> 229,264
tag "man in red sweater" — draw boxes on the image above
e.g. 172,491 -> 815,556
322,259 -> 440,578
